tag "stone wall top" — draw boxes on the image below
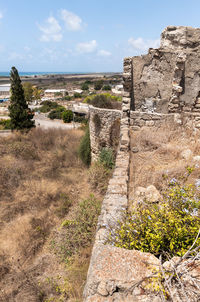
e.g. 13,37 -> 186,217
161,26 -> 200,51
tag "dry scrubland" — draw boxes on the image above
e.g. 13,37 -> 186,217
0,128 -> 109,302
130,123 -> 200,201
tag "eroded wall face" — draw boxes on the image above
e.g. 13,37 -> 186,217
130,26 -> 200,114
132,50 -> 176,113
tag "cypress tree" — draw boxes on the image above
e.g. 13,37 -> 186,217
8,67 -> 35,130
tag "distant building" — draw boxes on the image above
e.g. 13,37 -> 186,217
44,89 -> 67,99
0,84 -> 11,101
111,84 -> 123,95
73,89 -> 83,94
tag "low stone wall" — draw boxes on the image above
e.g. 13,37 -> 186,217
89,106 -> 121,161
130,111 -> 200,131
83,59 -> 133,301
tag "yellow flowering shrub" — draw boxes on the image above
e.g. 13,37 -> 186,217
113,172 -> 200,258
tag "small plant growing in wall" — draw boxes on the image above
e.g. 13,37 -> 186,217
78,125 -> 91,166
99,147 -> 114,169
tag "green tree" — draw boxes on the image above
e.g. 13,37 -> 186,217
8,67 -> 35,130
33,86 -> 42,101
23,82 -> 33,103
62,110 -> 73,123
81,83 -> 89,90
94,80 -> 104,90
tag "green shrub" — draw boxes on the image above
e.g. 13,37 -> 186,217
99,148 -> 114,169
60,195 -> 101,258
81,83 -> 89,90
39,101 -> 59,113
74,92 -> 82,98
74,115 -> 87,124
63,95 -> 72,101
48,106 -> 66,120
55,194 -> 72,218
112,174 -> 200,258
103,85 -> 111,91
88,162 -> 112,193
0,119 -> 12,129
83,93 -> 122,109
88,94 -> 113,109
94,80 -> 103,90
62,110 -> 73,123
78,126 -> 91,166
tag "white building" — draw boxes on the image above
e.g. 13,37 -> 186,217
112,84 -> 123,95
0,84 -> 11,99
44,89 -> 67,99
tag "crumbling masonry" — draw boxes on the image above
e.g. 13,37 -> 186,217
84,26 -> 200,302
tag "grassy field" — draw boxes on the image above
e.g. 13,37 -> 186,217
0,128 -> 109,302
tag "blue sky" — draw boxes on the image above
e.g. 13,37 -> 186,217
0,0 -> 200,72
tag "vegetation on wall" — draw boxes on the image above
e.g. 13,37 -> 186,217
112,169 -> 200,259
99,147 -> 114,169
83,93 -> 122,109
78,125 -> 91,166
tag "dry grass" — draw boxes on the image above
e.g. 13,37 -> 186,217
130,122 -> 200,199
0,127 -> 103,301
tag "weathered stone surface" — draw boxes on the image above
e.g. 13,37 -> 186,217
128,26 -> 200,114
161,26 -> 200,50
130,185 -> 161,204
84,245 -> 160,301
89,106 -> 121,161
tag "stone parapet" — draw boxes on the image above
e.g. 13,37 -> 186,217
89,106 -> 121,161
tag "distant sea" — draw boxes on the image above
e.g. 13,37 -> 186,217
0,71 -> 89,77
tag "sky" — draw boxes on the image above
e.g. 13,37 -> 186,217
0,0 -> 200,72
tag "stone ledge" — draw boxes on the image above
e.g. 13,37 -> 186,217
83,245 -> 159,301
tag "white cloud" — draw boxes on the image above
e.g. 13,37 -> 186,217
98,50 -> 111,57
0,12 -> 3,19
128,37 -> 160,52
8,52 -> 24,61
38,16 -> 62,42
24,46 -> 31,52
60,9 -> 82,31
76,40 -> 97,53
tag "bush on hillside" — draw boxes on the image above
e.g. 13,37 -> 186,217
62,110 -> 73,123
48,106 -> 66,119
112,171 -> 200,259
99,147 -> 114,169
83,93 -> 122,109
94,80 -> 104,90
88,161 -> 112,193
39,101 -> 59,113
81,83 -> 89,90
74,92 -> 82,98
0,119 -> 12,130
60,195 -> 101,259
78,125 -> 91,166
103,85 -> 111,91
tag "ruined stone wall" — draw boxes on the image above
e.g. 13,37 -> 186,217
130,26 -> 200,114
84,26 -> 200,301
89,106 -> 121,161
130,111 -> 200,132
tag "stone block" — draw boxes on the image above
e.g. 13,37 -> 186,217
146,120 -> 155,126
84,245 -> 159,300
